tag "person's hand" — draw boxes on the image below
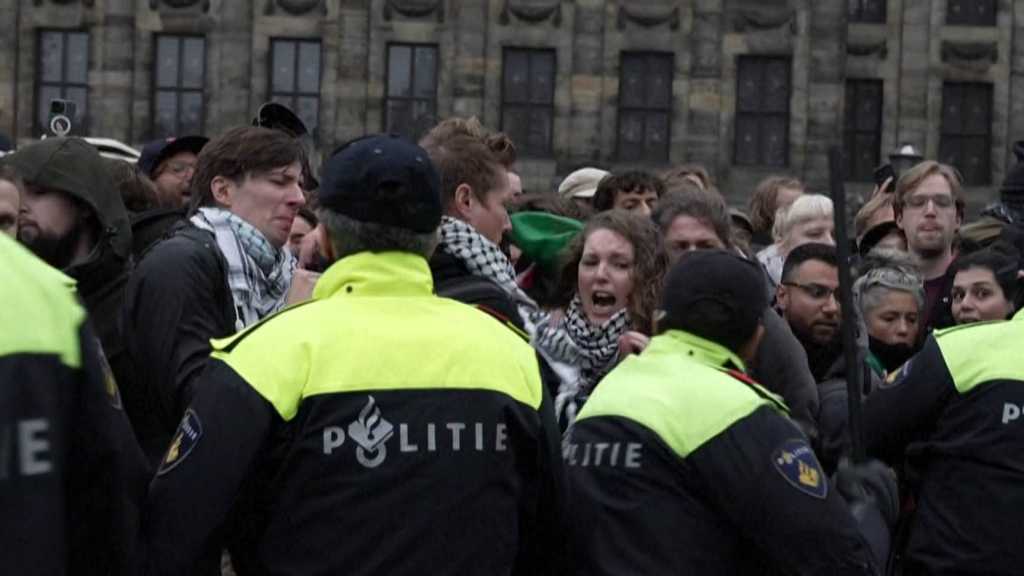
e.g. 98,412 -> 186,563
618,331 -> 650,357
871,176 -> 894,199
285,269 -> 321,306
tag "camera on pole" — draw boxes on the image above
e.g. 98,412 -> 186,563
48,99 -> 76,138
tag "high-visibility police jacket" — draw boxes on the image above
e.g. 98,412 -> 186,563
144,251 -> 568,576
0,234 -> 147,576
566,329 -> 879,575
864,311 -> 1024,576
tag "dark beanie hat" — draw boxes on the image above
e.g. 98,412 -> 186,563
318,134 -> 442,233
659,250 -> 768,351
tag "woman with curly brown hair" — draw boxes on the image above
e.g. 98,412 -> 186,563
532,210 -> 668,425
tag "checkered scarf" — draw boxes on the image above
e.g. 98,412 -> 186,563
191,207 -> 295,331
534,295 -> 627,425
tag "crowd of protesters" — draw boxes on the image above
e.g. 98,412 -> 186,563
3,106 -> 1024,576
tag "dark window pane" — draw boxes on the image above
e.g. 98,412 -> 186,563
411,100 -> 436,137
413,47 -> 436,99
65,87 -> 87,126
385,100 -> 412,135
618,111 -> 645,161
180,92 -> 203,135
271,94 -> 296,111
620,56 -> 646,108
387,46 -> 411,98
735,115 -> 760,165
181,38 -> 204,89
856,84 -> 882,130
761,116 -> 789,166
37,85 -> 62,131
154,91 -> 178,137
948,0 -> 996,25
850,0 -> 887,22
645,112 -> 670,161
502,106 -> 530,151
66,33 -> 88,84
942,84 -> 962,132
853,133 -> 880,180
156,37 -> 179,88
272,41 -> 296,93
504,51 -> 529,103
736,59 -> 762,113
646,56 -> 672,109
40,33 -> 64,83
963,85 -> 991,135
298,42 -> 320,93
530,52 -> 555,104
960,136 -> 990,185
527,108 -> 553,154
296,96 -> 319,137
763,61 -> 790,113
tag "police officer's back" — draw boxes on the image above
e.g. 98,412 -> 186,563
864,313 -> 1024,575
566,250 -> 887,575
143,135 -> 567,575
0,233 -> 147,576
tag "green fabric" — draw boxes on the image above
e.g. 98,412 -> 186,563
935,313 -> 1024,394
510,212 -> 583,274
0,233 -> 83,368
212,251 -> 544,420
576,330 -> 786,458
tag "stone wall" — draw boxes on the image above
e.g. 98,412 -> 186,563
1,0 -> 1021,209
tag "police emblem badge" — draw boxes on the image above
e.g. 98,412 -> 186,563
772,439 -> 828,499
158,408 -> 203,476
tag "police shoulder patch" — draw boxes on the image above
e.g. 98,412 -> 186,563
158,408 -> 203,476
772,439 -> 828,499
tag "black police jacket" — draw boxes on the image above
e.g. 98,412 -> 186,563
864,316 -> 1024,575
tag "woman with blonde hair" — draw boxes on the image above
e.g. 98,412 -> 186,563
756,194 -> 835,286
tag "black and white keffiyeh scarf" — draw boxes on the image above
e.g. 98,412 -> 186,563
438,216 -> 628,424
534,295 -> 628,424
191,207 -> 296,331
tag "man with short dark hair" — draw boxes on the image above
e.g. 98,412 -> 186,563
592,170 -> 665,217
567,250 -> 890,575
123,126 -> 309,463
777,243 -> 842,383
144,134 -> 567,576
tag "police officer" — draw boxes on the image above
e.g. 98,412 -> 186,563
566,250 -> 892,575
143,134 -> 567,575
863,310 -> 1024,575
0,232 -> 147,575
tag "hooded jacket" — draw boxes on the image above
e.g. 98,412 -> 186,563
4,137 -> 134,404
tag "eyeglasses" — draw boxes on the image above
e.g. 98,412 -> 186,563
783,282 -> 839,301
903,193 -> 955,210
161,161 -> 196,177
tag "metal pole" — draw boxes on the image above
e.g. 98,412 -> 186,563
828,147 -> 865,462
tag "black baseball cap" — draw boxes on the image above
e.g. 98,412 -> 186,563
319,134 -> 442,233
659,250 -> 768,350
138,135 -> 208,178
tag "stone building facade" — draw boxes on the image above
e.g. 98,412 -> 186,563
0,0 -> 1022,210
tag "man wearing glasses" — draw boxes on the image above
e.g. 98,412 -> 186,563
138,135 -> 208,208
777,243 -> 843,383
893,161 -> 964,338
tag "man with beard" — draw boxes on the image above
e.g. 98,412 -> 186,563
5,137 -> 134,401
893,161 -> 964,339
777,243 -> 842,383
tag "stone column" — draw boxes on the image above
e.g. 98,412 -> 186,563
451,0 -> 487,118
687,0 -> 724,180
95,0 -> 136,141
206,0 -> 254,134
803,0 -> 846,191
566,0 -> 605,165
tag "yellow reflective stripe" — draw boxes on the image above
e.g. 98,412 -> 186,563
577,332 -> 772,458
0,235 -> 83,368
212,293 -> 543,421
936,318 -> 1024,394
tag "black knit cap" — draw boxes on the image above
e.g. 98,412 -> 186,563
319,134 -> 442,233
659,250 -> 768,350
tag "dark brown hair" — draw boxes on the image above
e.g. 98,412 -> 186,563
662,163 -> 713,191
554,210 -> 669,334
748,175 -> 804,236
593,171 -> 666,212
189,126 -> 305,212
